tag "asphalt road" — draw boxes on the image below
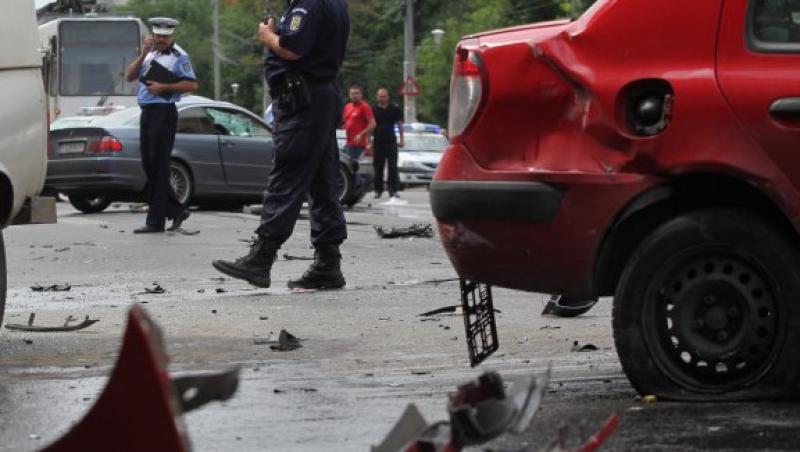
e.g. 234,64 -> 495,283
1,189 -> 798,451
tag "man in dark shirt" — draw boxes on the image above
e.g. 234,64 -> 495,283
371,88 -> 404,200
213,0 -> 350,290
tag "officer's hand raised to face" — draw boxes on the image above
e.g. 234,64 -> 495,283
141,35 -> 154,55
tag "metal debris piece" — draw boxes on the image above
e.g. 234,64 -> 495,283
253,329 -> 303,351
410,370 -> 431,375
168,228 -> 200,236
374,223 -> 433,239
418,305 -> 459,317
460,279 -> 499,367
270,329 -> 302,351
142,284 -> 165,294
283,253 -> 314,261
571,341 -> 598,352
30,284 -> 71,292
55,247 -> 70,252
259,316 -> 269,321
541,294 -> 598,318
374,369 -> 555,452
6,314 -> 99,332
215,288 -> 227,293
172,366 -> 240,413
540,325 -> 561,330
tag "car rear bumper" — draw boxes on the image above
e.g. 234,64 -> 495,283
431,143 -> 656,296
45,159 -> 143,195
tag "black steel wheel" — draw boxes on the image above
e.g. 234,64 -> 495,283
614,209 -> 800,400
68,195 -> 112,214
169,161 -> 193,206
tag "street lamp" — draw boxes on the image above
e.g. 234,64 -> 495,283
431,28 -> 445,47
230,82 -> 240,98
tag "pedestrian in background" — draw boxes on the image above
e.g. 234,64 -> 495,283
342,84 -> 375,161
124,17 -> 196,233
213,0 -> 350,290
371,87 -> 404,200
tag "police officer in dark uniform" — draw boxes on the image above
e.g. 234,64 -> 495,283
212,0 -> 350,289
124,17 -> 197,233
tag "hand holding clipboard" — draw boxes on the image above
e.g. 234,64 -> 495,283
140,60 -> 180,100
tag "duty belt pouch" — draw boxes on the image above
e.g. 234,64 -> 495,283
274,72 -> 311,114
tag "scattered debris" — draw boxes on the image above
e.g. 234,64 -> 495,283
30,284 -> 71,292
23,339 -> 33,345
259,316 -> 269,321
54,247 -> 70,252
44,306 -> 240,451
373,369 -> 559,451
290,287 -> 316,294
643,394 -> 658,404
374,223 -> 433,239
379,317 -> 391,321
270,330 -> 302,351
197,289 -> 205,293
541,294 -> 599,318
211,310 -> 218,314
169,228 -> 200,236
73,241 -> 97,247
540,325 -> 562,330
283,253 -> 314,261
142,284 -> 166,295
215,288 -> 227,293
410,370 -> 430,375
210,277 -> 227,282
571,341 -> 598,352
253,329 -> 303,351
418,305 -> 460,317
6,313 -> 99,332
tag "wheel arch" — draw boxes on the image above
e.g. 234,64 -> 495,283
594,173 -> 798,297
0,172 -> 14,227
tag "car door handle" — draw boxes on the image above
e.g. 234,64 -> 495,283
769,97 -> 800,117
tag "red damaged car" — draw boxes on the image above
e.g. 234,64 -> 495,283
431,0 -> 800,400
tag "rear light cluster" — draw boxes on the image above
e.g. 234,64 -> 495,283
90,135 -> 123,153
448,47 -> 486,139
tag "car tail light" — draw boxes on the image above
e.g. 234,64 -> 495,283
90,135 -> 123,153
448,47 -> 486,139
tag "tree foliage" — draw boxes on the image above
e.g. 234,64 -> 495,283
117,0 -> 595,121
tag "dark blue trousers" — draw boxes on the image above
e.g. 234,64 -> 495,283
140,103 -> 185,229
257,81 -> 347,246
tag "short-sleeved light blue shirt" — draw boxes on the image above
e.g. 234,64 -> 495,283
137,44 -> 196,105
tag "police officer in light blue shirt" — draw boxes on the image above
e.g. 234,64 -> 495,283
124,17 -> 198,233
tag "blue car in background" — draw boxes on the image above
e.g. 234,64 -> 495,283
47,96 -> 370,213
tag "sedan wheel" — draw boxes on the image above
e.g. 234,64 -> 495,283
68,195 -> 112,214
337,164 -> 351,204
169,161 -> 193,206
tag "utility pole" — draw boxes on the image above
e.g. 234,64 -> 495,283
212,0 -> 221,100
403,0 -> 417,123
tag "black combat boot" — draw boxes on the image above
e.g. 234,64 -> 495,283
212,236 -> 279,288
287,243 -> 346,290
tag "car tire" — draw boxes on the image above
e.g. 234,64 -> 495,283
337,164 -> 354,205
0,229 -> 6,327
68,195 -> 112,214
170,160 -> 193,206
613,208 -> 800,401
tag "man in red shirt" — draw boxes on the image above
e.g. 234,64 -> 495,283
342,85 -> 375,160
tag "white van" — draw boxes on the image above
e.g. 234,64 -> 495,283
0,1 -> 58,323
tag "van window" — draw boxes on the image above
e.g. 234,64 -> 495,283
59,21 -> 139,96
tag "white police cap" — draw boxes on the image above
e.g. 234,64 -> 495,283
148,17 -> 179,36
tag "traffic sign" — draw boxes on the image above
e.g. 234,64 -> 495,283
400,76 -> 421,96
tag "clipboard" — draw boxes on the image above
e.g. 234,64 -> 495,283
140,60 -> 180,99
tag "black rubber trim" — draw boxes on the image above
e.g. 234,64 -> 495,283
430,180 -> 562,222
